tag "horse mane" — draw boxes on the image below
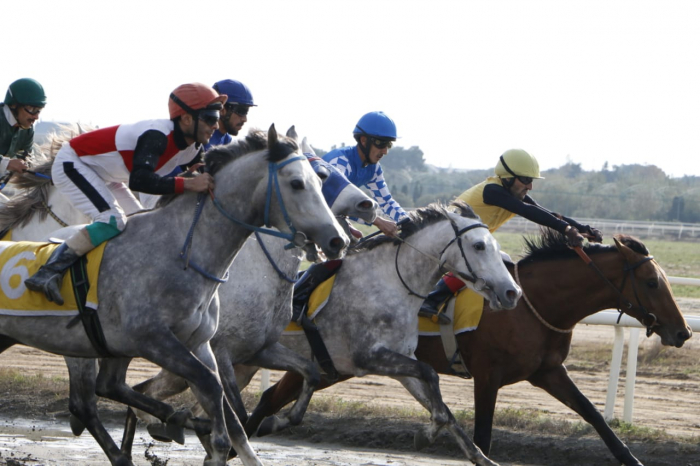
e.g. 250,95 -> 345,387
0,124 -> 94,230
156,128 -> 298,208
348,199 -> 480,254
521,229 -> 648,263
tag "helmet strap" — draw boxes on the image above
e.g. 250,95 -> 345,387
499,155 -> 520,178
359,137 -> 373,167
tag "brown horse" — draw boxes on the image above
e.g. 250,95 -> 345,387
245,232 -> 692,466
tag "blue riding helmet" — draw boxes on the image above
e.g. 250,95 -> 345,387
353,111 -> 397,140
212,79 -> 256,106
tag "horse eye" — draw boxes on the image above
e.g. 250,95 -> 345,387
647,279 -> 659,289
473,241 -> 485,251
291,179 -> 305,190
315,166 -> 330,181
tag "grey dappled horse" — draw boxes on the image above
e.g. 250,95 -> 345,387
0,125 -> 347,466
125,136 -> 379,448
136,201 -> 522,466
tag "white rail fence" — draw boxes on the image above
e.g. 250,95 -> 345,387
580,275 -> 700,423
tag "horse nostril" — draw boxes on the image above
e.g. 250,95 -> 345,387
358,200 -> 374,210
329,237 -> 346,250
506,289 -> 518,301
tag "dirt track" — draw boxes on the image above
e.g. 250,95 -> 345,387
0,299 -> 698,465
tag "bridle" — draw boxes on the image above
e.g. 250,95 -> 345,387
395,220 -> 490,298
514,245 -> 660,336
573,246 -> 660,337
180,155 -> 309,282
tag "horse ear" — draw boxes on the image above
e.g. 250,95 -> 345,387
268,124 -> 278,147
286,125 -> 298,141
613,235 -> 641,263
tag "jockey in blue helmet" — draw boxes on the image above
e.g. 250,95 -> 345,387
292,111 -> 410,327
207,79 -> 256,150
323,111 -> 408,237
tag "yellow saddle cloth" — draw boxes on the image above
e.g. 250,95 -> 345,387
418,288 -> 484,336
0,241 -> 106,316
283,276 -> 484,336
284,275 -> 337,334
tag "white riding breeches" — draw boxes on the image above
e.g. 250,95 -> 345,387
51,145 -> 143,231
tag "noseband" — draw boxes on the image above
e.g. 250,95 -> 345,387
574,247 -> 659,336
395,220 -> 490,298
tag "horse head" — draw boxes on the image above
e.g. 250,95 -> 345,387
207,124 -> 349,260
296,134 -> 377,225
612,234 -> 692,347
441,200 -> 521,310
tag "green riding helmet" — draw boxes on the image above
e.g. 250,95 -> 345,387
494,149 -> 544,179
4,78 -> 47,107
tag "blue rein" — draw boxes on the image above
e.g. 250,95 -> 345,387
180,155 -> 307,282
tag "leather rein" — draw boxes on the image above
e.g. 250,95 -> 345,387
514,245 -> 660,336
395,221 -> 490,299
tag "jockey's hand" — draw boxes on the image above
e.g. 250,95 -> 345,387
184,173 -> 214,193
564,226 -> 584,248
583,226 -> 603,243
374,217 -> 399,237
7,159 -> 27,173
397,216 -> 412,231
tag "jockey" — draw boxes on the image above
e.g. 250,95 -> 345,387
206,79 -> 256,150
1,78 -> 47,176
291,111 -> 410,322
25,83 -> 226,304
419,148 -> 604,324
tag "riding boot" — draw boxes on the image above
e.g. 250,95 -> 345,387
25,243 -> 82,305
418,277 -> 454,325
292,260 -> 342,322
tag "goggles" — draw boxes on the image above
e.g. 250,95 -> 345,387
515,176 -> 533,185
23,106 -> 43,116
370,137 -> 393,149
198,110 -> 220,127
225,103 -> 250,117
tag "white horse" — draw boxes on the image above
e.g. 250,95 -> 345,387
0,125 -> 348,466
129,201 -> 522,466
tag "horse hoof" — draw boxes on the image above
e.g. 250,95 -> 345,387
165,422 -> 185,444
227,447 -> 238,460
414,429 -> 432,451
147,423 -> 173,443
69,415 -> 86,436
257,416 -> 278,437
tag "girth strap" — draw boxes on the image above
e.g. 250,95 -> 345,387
299,313 -> 338,382
66,256 -> 112,357
438,300 -> 472,379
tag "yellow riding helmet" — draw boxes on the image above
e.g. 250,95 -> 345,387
494,149 -> 544,179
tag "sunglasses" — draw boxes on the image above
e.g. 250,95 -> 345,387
516,176 -> 533,185
225,104 -> 250,117
23,106 -> 43,116
370,138 -> 393,149
198,112 -> 220,127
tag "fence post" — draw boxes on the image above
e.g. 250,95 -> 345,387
623,328 -> 641,422
604,326 -> 625,421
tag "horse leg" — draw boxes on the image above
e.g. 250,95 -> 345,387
244,342 -> 321,437
472,369 -> 501,455
214,349 -> 248,425
125,369 -> 190,447
528,365 -> 644,466
65,357 -> 133,466
360,348 -> 498,466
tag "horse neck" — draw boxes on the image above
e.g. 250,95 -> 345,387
392,222 -> 454,293
516,250 -> 626,329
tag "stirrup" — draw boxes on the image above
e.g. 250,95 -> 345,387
418,309 -> 451,325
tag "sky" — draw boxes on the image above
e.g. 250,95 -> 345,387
4,0 -> 700,178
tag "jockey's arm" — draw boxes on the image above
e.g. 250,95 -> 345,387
129,130 -> 212,195
483,184 -> 570,233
